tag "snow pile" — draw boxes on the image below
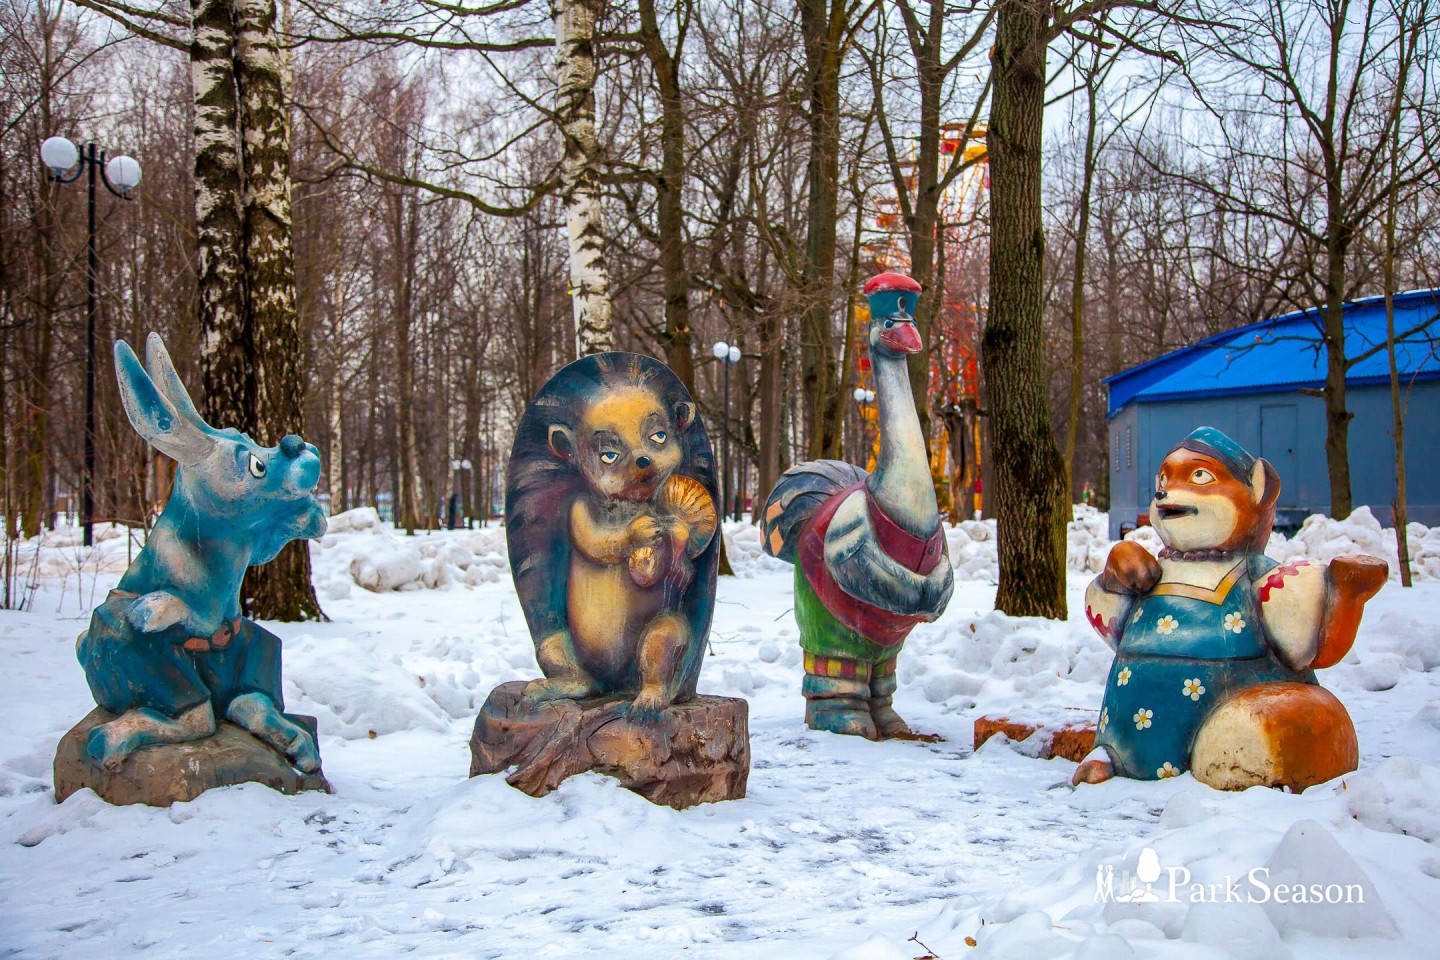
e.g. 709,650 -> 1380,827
345,534 -> 427,592
727,508 -> 1116,583
946,519 -> 999,580
1268,506 -> 1440,582
313,508 -> 509,596
1068,504 -> 1112,573
14,504 -> 1437,601
723,520 -> 792,577
1122,522 -> 1165,556
898,609 -> 1112,717
3,521 -> 138,586
323,506 -> 381,534
911,760 -> 1438,958
944,505 -> 1115,582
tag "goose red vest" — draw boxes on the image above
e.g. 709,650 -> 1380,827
797,482 -> 947,648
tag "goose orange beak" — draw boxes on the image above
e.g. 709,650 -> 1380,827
879,320 -> 923,354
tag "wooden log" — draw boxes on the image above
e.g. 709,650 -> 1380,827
973,713 -> 1097,762
470,680 -> 749,810
54,707 -> 329,806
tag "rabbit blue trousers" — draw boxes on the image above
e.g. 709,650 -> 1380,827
79,590 -> 285,718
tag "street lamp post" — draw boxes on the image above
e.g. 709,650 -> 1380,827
40,137 -> 141,547
853,387 -> 876,464
711,341 -> 741,521
449,458 -> 472,530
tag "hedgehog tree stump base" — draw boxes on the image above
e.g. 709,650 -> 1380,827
54,707 -> 329,807
470,681 -> 750,810
974,713 -> 1097,762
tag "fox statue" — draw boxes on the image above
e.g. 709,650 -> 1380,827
1074,427 -> 1387,791
76,334 -> 328,777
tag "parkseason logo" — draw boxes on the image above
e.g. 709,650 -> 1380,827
1094,847 -> 1369,906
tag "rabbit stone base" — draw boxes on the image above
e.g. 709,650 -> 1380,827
55,708 -> 328,806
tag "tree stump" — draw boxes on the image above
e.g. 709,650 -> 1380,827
470,681 -> 749,809
54,708 -> 329,806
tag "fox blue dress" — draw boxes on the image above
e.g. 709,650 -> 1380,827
1095,554 -> 1315,780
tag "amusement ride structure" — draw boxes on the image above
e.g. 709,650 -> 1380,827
855,122 -> 990,520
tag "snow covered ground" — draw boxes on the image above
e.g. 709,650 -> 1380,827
1,509 -> 1438,959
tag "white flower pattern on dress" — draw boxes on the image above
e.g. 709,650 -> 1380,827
1133,708 -> 1153,730
1100,707 -> 1109,731
1117,667 -> 1132,686
1156,614 -> 1179,635
1182,678 -> 1206,701
1157,761 -> 1180,778
1224,612 -> 1246,634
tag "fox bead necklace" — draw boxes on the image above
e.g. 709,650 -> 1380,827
1158,547 -> 1239,562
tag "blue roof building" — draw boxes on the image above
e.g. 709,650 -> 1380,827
1104,290 -> 1440,540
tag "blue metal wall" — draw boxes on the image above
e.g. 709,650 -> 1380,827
1107,381 -> 1440,540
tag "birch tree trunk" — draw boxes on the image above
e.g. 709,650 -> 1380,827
192,0 -> 322,619
983,0 -> 1068,619
328,387 -> 344,513
554,0 -> 613,356
192,0 -> 250,431
235,0 -> 301,434
235,0 -> 320,620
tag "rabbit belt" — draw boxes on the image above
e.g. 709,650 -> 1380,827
107,589 -> 242,652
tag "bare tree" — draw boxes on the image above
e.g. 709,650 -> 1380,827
1379,0 -> 1438,585
1185,0 -> 1440,519
798,0 -> 870,460
986,0 -> 1200,619
862,0 -> 991,458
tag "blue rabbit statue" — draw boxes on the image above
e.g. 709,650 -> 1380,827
77,333 -> 328,774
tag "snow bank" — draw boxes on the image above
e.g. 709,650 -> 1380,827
314,502 -> 1113,595
724,520 -> 793,577
942,504 -> 1115,584
899,608 -> 1112,718
3,521 -> 138,588
309,509 -> 509,596
323,506 -> 381,534
1068,504 -> 1112,574
314,503 -> 1440,597
946,519 -> 999,580
2,498 -> 1438,958
911,758 -> 1437,958
1268,506 -> 1440,581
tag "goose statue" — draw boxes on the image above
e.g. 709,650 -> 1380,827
761,273 -> 954,738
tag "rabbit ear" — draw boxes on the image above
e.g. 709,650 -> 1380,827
144,332 -> 219,437
114,339 -> 216,466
